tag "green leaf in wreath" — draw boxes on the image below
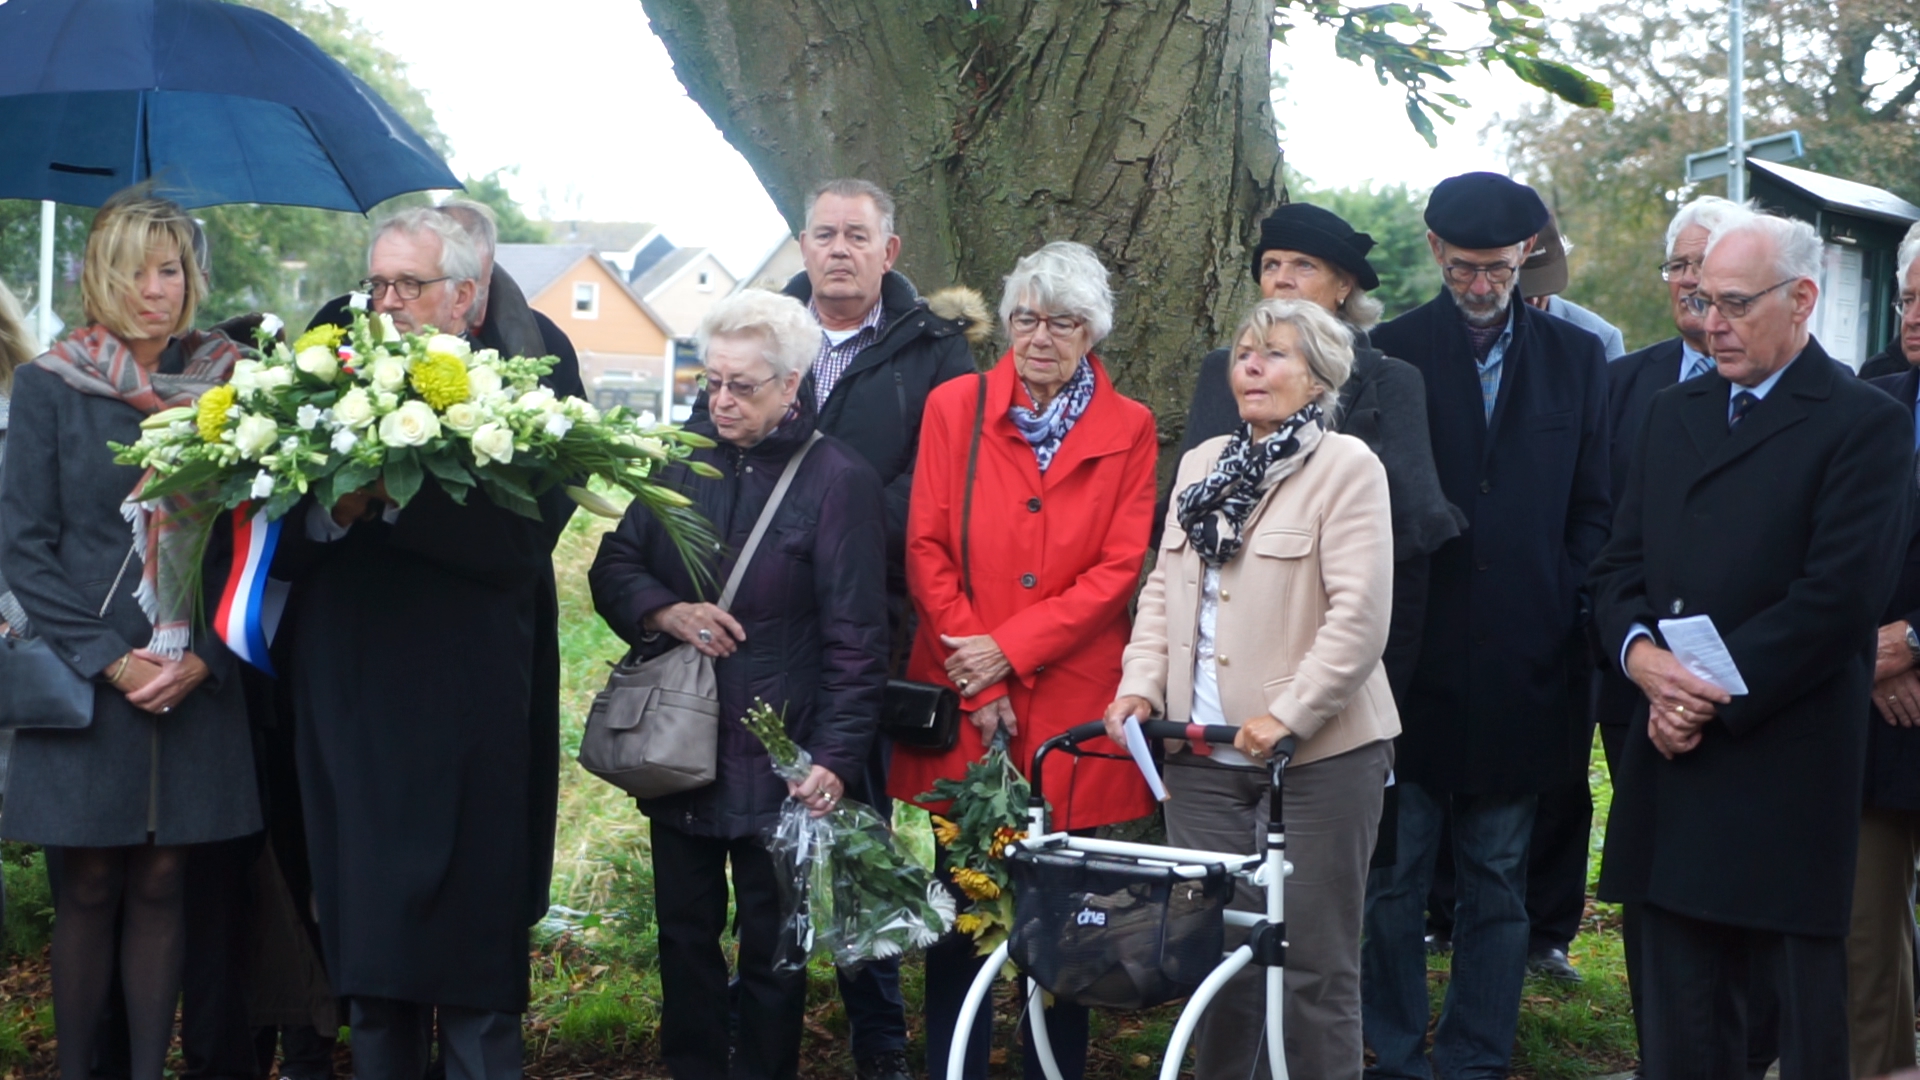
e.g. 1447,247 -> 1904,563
384,448 -> 424,508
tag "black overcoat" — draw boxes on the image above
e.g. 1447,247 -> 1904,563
1589,341 -> 1912,936
1593,338 -> 1687,734
588,408 -> 888,841
1864,366 -> 1920,813
277,477 -> 554,1013
0,362 -> 260,846
1369,291 -> 1612,793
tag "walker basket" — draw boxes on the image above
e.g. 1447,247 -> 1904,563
1006,844 -> 1233,1009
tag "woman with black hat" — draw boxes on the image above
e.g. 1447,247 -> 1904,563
1175,202 -> 1462,700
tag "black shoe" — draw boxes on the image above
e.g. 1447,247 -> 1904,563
1527,946 -> 1583,984
1424,930 -> 1451,955
856,1050 -> 913,1080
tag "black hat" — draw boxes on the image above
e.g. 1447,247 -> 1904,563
1251,202 -> 1380,291
1518,215 -> 1568,297
1424,172 -> 1550,250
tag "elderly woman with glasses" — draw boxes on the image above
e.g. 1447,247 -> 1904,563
889,241 -> 1158,1080
590,289 -> 889,1080
1108,297 -> 1398,1079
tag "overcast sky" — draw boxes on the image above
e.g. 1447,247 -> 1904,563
333,0 -> 1589,275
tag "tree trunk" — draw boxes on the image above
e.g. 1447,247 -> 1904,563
639,0 -> 1283,445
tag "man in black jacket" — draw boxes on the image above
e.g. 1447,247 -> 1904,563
696,178 -> 978,1080
1361,173 -> 1611,1080
1590,211 -> 1911,1079
1849,221 -> 1920,1078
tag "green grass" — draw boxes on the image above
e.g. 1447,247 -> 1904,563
535,508 -> 1638,1077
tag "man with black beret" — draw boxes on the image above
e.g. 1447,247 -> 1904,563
1361,172 -> 1611,1080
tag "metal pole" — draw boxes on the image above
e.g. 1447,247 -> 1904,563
1727,0 -> 1746,202
37,200 -> 55,347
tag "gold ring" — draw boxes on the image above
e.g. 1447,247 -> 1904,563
1674,705 -> 1685,715
1891,696 -> 1900,704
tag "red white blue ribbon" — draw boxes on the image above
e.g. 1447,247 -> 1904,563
213,504 -> 282,674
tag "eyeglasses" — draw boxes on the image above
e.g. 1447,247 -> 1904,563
1895,293 -> 1919,318
360,276 -> 450,301
1679,279 -> 1795,320
698,371 -> 779,400
1659,256 -> 1705,282
1441,261 -> 1516,286
1009,310 -> 1086,336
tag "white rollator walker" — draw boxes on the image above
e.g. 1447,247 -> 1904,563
946,719 -> 1296,1080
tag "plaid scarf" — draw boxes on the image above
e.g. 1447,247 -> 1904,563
36,326 -> 240,658
1176,405 -> 1325,567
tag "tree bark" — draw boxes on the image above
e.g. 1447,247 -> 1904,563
639,0 -> 1283,445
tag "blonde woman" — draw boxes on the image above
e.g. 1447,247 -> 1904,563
0,190 -> 258,1080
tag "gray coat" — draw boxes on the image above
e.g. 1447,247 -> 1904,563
0,361 -> 260,846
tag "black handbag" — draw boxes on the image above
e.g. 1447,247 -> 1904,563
881,374 -> 987,754
0,543 -> 137,732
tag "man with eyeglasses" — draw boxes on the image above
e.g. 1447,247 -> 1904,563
1846,219 -> 1920,1078
1362,172 -> 1611,1080
285,206 -> 580,1080
690,178 -> 980,1080
1590,210 -> 1912,1079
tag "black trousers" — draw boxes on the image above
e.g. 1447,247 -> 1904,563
1597,722 -> 1645,1065
652,824 -> 804,1080
1525,720 -> 1595,953
1637,903 -> 1848,1080
181,834 -> 266,1080
349,997 -> 520,1080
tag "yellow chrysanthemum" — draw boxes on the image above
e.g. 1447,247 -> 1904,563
291,324 -> 346,353
989,827 -> 1028,860
953,913 -> 984,935
950,867 -> 1001,901
931,815 -> 960,846
410,352 -> 472,411
196,385 -> 236,442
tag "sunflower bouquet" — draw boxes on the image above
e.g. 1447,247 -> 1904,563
919,724 -> 1035,956
111,308 -> 718,563
740,700 -> 953,970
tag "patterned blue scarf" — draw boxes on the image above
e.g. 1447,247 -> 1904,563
1008,358 -> 1095,472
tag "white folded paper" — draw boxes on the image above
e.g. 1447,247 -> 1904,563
1657,614 -> 1749,696
1122,715 -> 1170,802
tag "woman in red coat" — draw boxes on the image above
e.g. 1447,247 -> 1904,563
891,241 -> 1157,1080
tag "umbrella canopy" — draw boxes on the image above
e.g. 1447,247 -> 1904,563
0,0 -> 459,211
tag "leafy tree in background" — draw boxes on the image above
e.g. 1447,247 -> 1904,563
462,169 -> 552,244
1502,0 -> 1920,352
638,0 -> 1608,443
1286,170 -> 1439,323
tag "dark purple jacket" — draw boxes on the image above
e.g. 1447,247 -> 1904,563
589,405 -> 889,839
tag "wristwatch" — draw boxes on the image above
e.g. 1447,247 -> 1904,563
1905,623 -> 1920,666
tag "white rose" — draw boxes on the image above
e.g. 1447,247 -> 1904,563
333,387 -> 375,429
562,397 -> 600,423
377,400 -> 441,448
470,422 -> 515,467
426,334 -> 470,359
295,346 -> 339,382
376,391 -> 400,411
466,364 -> 504,399
516,387 -> 556,412
255,365 -> 294,392
369,355 -> 409,393
230,359 -> 263,398
232,414 -> 280,459
442,402 -> 484,435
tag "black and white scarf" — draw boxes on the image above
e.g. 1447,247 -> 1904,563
1175,404 -> 1325,566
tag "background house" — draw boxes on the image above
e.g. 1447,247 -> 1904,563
495,243 -> 673,419
736,236 -> 803,292
630,247 -> 736,338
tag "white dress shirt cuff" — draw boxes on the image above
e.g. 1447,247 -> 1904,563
305,502 -> 351,543
1621,623 -> 1654,673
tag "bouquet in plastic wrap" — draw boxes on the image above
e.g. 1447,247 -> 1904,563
740,700 -> 952,970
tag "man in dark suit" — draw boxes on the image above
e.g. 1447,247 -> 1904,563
1849,221 -> 1920,1078
1360,172 -> 1611,1080
1590,211 -> 1912,1079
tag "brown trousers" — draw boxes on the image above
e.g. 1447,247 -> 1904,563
1844,806 -> 1920,1079
1162,739 -> 1392,1080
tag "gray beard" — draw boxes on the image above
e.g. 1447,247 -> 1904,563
1450,286 -> 1512,328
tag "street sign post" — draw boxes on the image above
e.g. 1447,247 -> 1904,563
1685,131 -> 1805,184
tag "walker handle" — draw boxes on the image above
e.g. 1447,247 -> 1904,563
1025,721 -> 1298,815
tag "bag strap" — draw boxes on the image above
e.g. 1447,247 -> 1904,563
961,373 -> 986,601
717,432 -> 823,612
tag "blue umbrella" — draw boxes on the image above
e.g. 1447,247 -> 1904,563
0,0 -> 459,211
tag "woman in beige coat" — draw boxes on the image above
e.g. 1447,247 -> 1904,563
1104,297 -> 1398,1080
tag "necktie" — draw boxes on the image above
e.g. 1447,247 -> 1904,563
1730,390 -> 1759,430
1686,354 -> 1713,381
